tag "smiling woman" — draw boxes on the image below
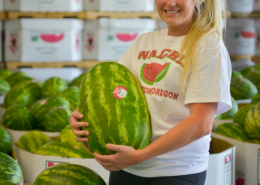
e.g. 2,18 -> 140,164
69,0 -> 232,185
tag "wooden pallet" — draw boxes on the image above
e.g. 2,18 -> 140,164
8,12 -> 47,19
231,12 -> 251,18
5,61 -> 100,69
0,12 -> 7,20
46,12 -> 87,19
85,11 -> 157,20
222,11 -> 231,18
251,56 -> 260,62
250,12 -> 260,18
229,55 -> 253,60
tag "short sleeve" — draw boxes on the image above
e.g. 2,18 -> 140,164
184,36 -> 232,115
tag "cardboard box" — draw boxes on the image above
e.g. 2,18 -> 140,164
20,68 -> 84,83
4,0 -> 83,12
84,0 -> 154,11
0,0 -> 3,12
14,144 -> 110,184
83,18 -> 156,61
205,137 -> 236,185
5,19 -> 83,62
212,132 -> 260,185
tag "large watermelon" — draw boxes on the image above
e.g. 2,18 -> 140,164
2,104 -> 34,130
0,126 -> 12,154
36,142 -> 93,158
245,103 -> 260,139
7,75 -> 41,88
16,131 -> 52,154
0,69 -> 13,80
232,70 -> 243,78
4,81 -> 41,108
69,72 -> 86,88
33,163 -> 106,185
78,62 -> 151,155
240,65 -> 260,76
219,97 -> 238,119
214,122 -> 249,141
41,77 -> 68,98
230,77 -> 258,100
57,125 -> 94,158
245,70 -> 260,91
251,94 -> 260,105
0,79 -> 10,95
0,180 -> 16,185
5,71 -> 28,84
0,152 -> 23,185
59,86 -> 79,111
233,104 -> 253,127
44,107 -> 72,132
32,97 -> 70,130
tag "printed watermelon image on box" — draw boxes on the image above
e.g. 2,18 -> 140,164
5,19 -> 83,62
5,0 -> 83,12
83,18 -> 156,61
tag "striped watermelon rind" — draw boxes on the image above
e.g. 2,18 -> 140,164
4,81 -> 41,108
41,77 -> 68,98
33,163 -> 106,185
214,122 -> 249,141
78,62 -> 151,155
240,65 -> 260,76
0,79 -> 10,95
16,131 -> 52,154
36,142 -> 93,158
32,97 -> 70,130
7,75 -> 41,88
44,107 -> 72,132
0,152 -> 23,185
230,77 -> 258,100
220,97 -> 238,119
59,86 -> 79,111
245,70 -> 260,92
0,126 -> 12,154
251,94 -> 260,105
69,72 -> 86,88
232,70 -> 243,78
245,103 -> 260,139
0,69 -> 13,80
233,104 -> 253,127
2,104 -> 34,130
0,179 -> 16,185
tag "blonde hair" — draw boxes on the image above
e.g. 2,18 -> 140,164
179,0 -> 226,89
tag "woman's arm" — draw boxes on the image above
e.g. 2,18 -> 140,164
94,102 -> 218,171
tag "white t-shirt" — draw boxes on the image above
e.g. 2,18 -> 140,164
118,28 -> 232,177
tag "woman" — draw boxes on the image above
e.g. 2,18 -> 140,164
70,0 -> 232,184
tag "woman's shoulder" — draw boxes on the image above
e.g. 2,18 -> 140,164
198,32 -> 225,52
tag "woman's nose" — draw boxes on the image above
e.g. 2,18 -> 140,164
166,0 -> 177,6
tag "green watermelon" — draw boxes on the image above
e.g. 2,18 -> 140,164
44,107 -> 72,132
2,104 -> 34,130
78,62 -> 151,155
7,75 -> 41,87
214,122 -> 249,141
5,71 -> 28,84
33,163 -> 106,185
245,70 -> 260,92
69,72 -> 86,88
4,81 -> 41,108
219,97 -> 238,119
32,97 -> 70,130
240,65 -> 260,76
41,77 -> 68,98
57,125 -> 94,158
0,69 -> 13,80
0,79 -> 10,95
230,77 -> 258,100
0,152 -> 23,185
245,103 -> 260,139
233,104 -> 253,127
36,142 -> 93,158
30,99 -> 43,115
232,70 -> 243,78
59,86 -> 79,111
251,94 -> 260,105
0,180 -> 15,185
246,139 -> 260,144
0,126 -> 12,154
16,131 -> 52,154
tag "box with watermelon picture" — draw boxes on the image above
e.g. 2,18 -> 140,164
5,0 -> 83,12
84,0 -> 155,11
83,18 -> 156,61
5,18 -> 83,62
212,132 -> 260,185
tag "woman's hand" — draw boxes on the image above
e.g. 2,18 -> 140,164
94,144 -> 143,171
70,108 -> 90,152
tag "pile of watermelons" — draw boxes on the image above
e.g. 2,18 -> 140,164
214,64 -> 260,143
0,69 -> 85,132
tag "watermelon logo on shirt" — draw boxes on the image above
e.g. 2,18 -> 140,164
140,63 -> 171,85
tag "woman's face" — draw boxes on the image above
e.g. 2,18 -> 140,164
156,0 -> 196,35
